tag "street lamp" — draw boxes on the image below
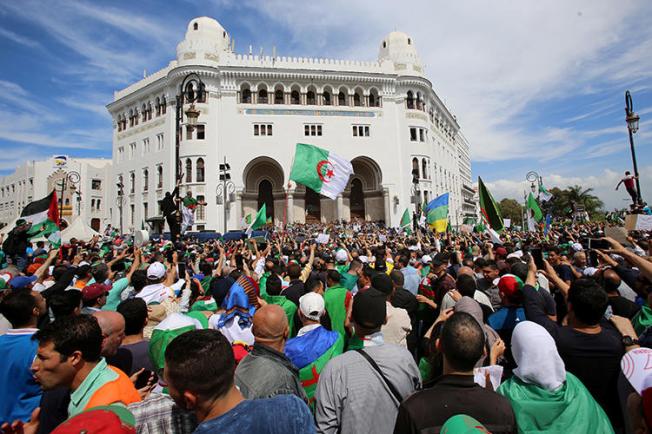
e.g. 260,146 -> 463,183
175,73 -> 206,241
625,90 -> 642,204
116,181 -> 124,235
57,171 -> 80,222
216,157 -> 235,234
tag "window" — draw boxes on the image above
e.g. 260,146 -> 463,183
186,125 -> 193,140
258,88 -> 268,104
241,87 -> 252,103
412,158 -> 420,179
274,89 -> 284,104
91,199 -> 95,209
422,159 -> 428,179
96,199 -> 101,210
306,90 -> 316,105
129,143 -> 136,159
92,179 -> 101,190
130,204 -> 135,225
410,127 -> 417,141
338,91 -> 346,106
143,138 -> 150,154
291,90 -> 300,105
419,129 -> 425,142
353,90 -> 363,107
196,195 -> 205,221
155,97 -> 161,116
406,91 -> 414,109
143,202 -> 148,219
323,90 -> 331,105
157,165 -> 163,189
143,169 -> 149,191
118,146 -> 125,162
304,124 -> 322,136
254,124 -> 272,136
196,158 -> 205,182
157,133 -> 164,151
195,125 -> 205,140
185,159 -> 192,183
161,97 -> 166,114
193,22 -> 198,30
130,172 -> 135,194
352,125 -> 370,137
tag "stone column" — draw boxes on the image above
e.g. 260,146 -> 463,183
383,188 -> 391,226
287,188 -> 294,224
336,194 -> 343,222
233,190 -> 243,230
252,92 -> 257,104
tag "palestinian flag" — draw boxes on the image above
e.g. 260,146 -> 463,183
22,191 -> 61,246
298,333 -> 344,410
400,208 -> 412,235
289,143 -> 353,200
245,203 -> 266,236
478,177 -> 504,232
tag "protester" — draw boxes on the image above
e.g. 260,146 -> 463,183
116,298 -> 154,375
373,273 -> 412,347
322,270 -> 351,338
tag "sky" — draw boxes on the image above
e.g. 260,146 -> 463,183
0,0 -> 650,210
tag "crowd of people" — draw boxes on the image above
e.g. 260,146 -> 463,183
0,218 -> 651,433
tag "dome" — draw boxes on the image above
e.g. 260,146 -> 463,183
176,17 -> 231,65
378,31 -> 422,71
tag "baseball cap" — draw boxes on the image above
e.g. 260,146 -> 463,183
497,274 -> 523,301
421,254 -> 432,264
299,292 -> 325,321
495,247 -> 508,257
52,405 -> 136,434
82,283 -> 111,301
335,249 -> 348,263
371,273 -> 393,296
147,262 -> 166,279
15,219 -> 27,226
352,287 -> 386,329
9,275 -> 37,290
571,242 -> 584,252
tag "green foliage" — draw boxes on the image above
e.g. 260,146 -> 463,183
499,198 -> 524,225
547,185 -> 604,219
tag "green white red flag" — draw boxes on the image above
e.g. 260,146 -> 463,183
289,143 -> 353,200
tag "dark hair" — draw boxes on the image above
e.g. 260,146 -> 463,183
131,270 -> 148,292
389,270 -> 404,287
305,278 -> 323,293
568,278 -> 609,325
510,262 -> 528,282
266,274 -> 283,296
52,265 -> 69,282
547,246 -> 561,255
287,263 -> 302,280
49,290 -> 82,319
165,329 -> 234,400
474,258 -> 487,268
398,255 -> 410,267
33,315 -> 102,362
326,269 -> 341,284
482,259 -> 498,270
440,312 -> 485,371
456,274 -> 477,298
199,261 -> 212,277
117,298 -> 148,336
91,263 -> 109,283
0,290 -> 37,328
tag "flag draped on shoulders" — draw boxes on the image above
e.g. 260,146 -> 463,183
22,191 -> 61,246
478,177 -> 504,232
426,193 -> 449,233
289,143 -> 353,200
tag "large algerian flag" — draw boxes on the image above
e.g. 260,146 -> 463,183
478,177 -> 504,232
526,192 -> 543,232
426,193 -> 449,233
245,203 -> 266,236
538,183 -> 553,202
400,208 -> 412,235
289,143 -> 353,200
299,334 -> 344,410
22,191 -> 61,246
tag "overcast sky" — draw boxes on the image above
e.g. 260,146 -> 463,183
0,0 -> 650,209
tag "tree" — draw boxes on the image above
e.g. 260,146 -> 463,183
499,198 -> 524,227
546,185 -> 604,219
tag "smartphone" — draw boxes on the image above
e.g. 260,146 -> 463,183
177,262 -> 186,278
235,254 -> 244,270
134,369 -> 158,389
531,248 -> 545,269
589,238 -> 610,250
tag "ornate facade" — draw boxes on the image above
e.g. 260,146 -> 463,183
107,17 -> 475,232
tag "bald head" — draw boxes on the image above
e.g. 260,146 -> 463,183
457,266 -> 474,278
92,311 -> 125,357
252,305 -> 289,346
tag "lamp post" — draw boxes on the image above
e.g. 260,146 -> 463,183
175,73 -> 206,241
625,90 -> 642,204
411,168 -> 420,232
57,171 -> 80,222
116,181 -> 124,235
216,157 -> 235,234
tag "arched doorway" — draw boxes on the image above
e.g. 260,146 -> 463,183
350,178 -> 365,219
305,188 -> 321,223
258,180 -> 274,221
90,218 -> 101,232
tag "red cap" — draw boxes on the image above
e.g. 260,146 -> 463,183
498,274 -> 524,302
82,283 -> 111,301
52,407 -> 135,434
495,247 -> 508,257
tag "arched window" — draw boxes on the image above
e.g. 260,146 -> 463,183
193,22 -> 198,31
369,90 -> 378,107
130,173 -> 135,193
412,157 -> 419,179
143,169 -> 149,191
241,85 -> 251,103
258,87 -> 268,104
406,91 -> 414,109
97,199 -> 101,210
157,166 -> 163,189
147,102 -> 152,120
408,38 -> 411,45
422,159 -> 428,179
338,91 -> 346,106
290,90 -> 300,104
91,199 -> 95,208
416,92 -> 423,111
196,158 -> 205,182
129,109 -> 134,127
322,88 -> 332,106
306,90 -> 316,105
155,97 -> 161,116
161,97 -> 166,114
142,104 -> 147,122
185,159 -> 192,183
353,90 -> 362,107
274,88 -> 284,104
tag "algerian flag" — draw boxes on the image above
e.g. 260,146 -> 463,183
538,183 -> 553,202
289,143 -> 353,200
400,208 -> 412,235
526,193 -> 543,232
478,177 -> 504,232
22,191 -> 61,244
245,203 -> 266,236
149,313 -> 200,370
299,334 -> 344,409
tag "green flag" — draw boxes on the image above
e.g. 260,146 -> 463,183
400,208 -> 412,234
244,214 -> 252,225
478,177 -> 504,232
527,193 -> 543,223
246,203 -> 266,236
289,143 -> 353,200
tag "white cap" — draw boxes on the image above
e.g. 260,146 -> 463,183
507,250 -> 524,259
299,292 -> 325,322
335,249 -> 348,263
571,243 -> 584,252
583,267 -> 599,277
79,261 -> 90,267
421,255 -> 432,264
359,255 -> 369,263
147,262 -> 166,279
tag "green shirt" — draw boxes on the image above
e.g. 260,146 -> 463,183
102,277 -> 130,311
340,271 -> 358,291
183,196 -> 198,207
68,358 -> 119,417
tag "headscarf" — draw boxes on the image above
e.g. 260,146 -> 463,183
454,296 -> 499,366
511,321 -> 565,392
149,313 -> 201,371
217,276 -> 258,329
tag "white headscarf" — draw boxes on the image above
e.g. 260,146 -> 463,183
512,321 -> 566,392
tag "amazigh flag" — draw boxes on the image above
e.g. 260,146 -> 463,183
538,183 -> 553,202
245,203 -> 266,236
526,193 -> 543,232
400,208 -> 412,235
478,177 -> 504,232
299,334 -> 344,409
289,143 -> 353,200
22,191 -> 61,245
426,193 -> 449,233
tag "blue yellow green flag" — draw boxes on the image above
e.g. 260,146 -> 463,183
426,193 -> 449,233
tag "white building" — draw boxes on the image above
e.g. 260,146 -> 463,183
0,157 -> 112,231
106,17 -> 475,233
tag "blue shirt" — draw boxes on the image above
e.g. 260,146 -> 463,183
0,329 -> 41,423
488,307 -> 526,331
193,395 -> 315,434
401,266 -> 420,295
